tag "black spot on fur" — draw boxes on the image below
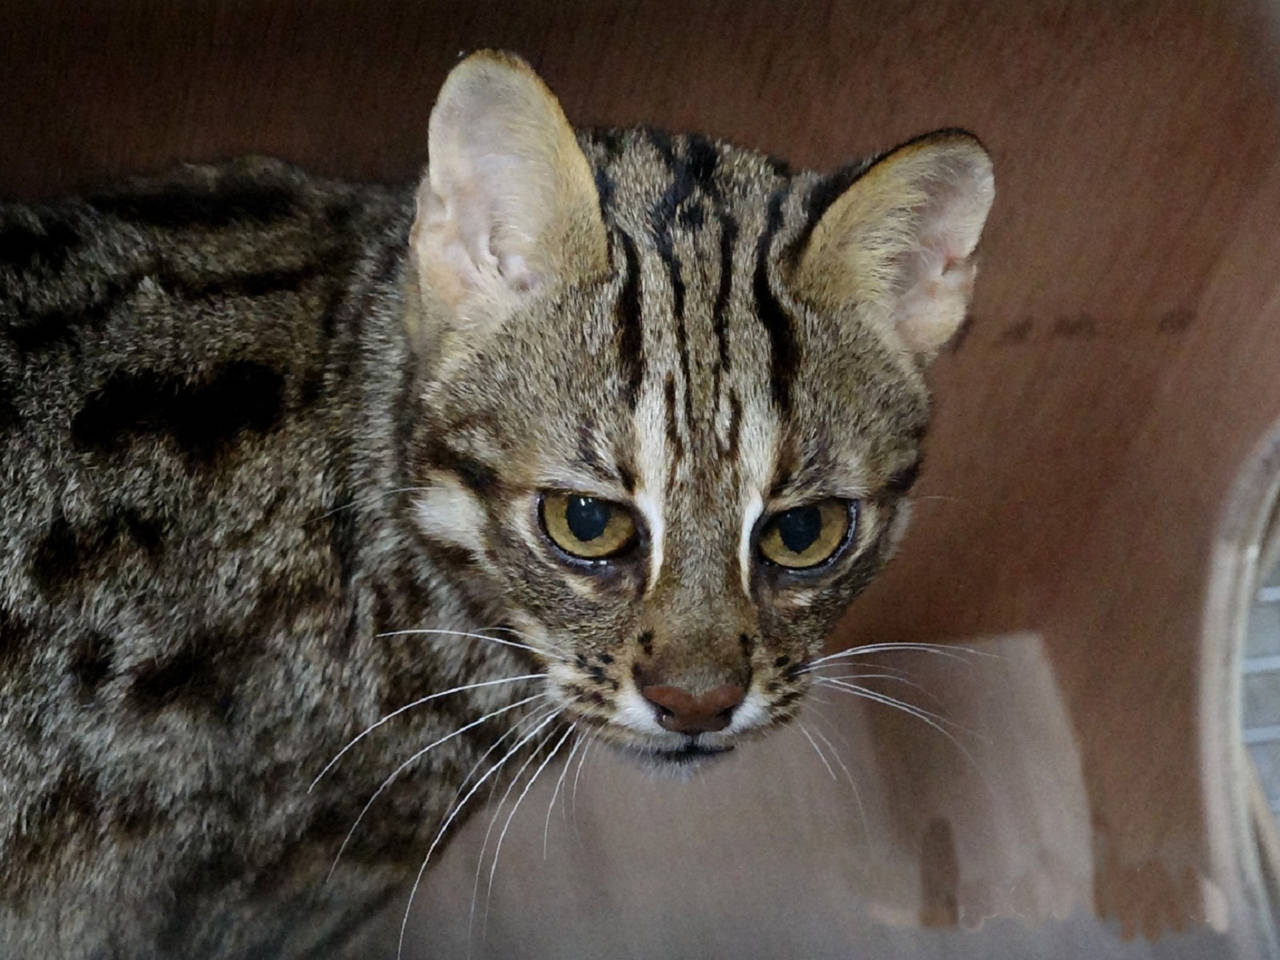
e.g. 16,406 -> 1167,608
157,843 -> 248,951
69,631 -> 114,691
616,232 -> 645,408
6,270 -> 144,353
595,129 -> 627,162
91,175 -> 296,230
166,263 -> 321,301
0,383 -> 17,432
29,515 -> 82,597
71,360 -> 284,461
638,630 -> 654,657
755,188 -> 798,413
131,648 -> 207,707
678,203 -> 705,230
739,633 -> 753,655
122,510 -> 164,554
130,640 -> 236,722
588,665 -> 608,683
598,653 -> 614,664
9,768 -> 100,878
774,655 -> 791,668
594,165 -> 615,218
0,605 -> 33,670
684,135 -> 721,191
30,510 -> 165,597
0,217 -> 78,271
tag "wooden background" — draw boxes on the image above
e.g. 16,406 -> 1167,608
6,1 -> 1280,956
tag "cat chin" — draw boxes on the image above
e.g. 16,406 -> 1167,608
615,740 -> 736,779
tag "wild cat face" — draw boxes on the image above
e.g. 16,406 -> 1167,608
405,52 -> 993,766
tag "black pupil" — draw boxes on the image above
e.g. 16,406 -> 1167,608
565,496 -> 610,542
777,506 -> 822,553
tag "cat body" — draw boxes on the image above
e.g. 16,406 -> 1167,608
0,53 -> 993,959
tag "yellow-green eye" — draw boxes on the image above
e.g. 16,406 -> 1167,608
540,493 -> 638,560
758,499 -> 853,569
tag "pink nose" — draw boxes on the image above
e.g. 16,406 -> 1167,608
640,684 -> 745,734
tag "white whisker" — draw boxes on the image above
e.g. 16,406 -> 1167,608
310,674 -> 547,791
328,692 -> 545,882
804,710 -> 870,852
311,486 -> 430,522
377,627 -> 567,662
803,671 -> 942,706
803,641 -> 999,670
397,710 -> 561,960
468,712 -> 563,947
814,678 -> 993,796
813,678 -> 969,734
570,730 -> 597,820
484,724 -> 575,928
796,721 -> 837,781
543,733 -> 585,857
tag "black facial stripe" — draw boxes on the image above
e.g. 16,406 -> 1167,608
615,231 -> 645,409
724,388 -> 741,459
664,373 -> 684,467
423,441 -> 500,495
711,212 -> 738,412
754,187 -> 798,413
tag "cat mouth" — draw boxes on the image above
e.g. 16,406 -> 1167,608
644,737 -> 735,766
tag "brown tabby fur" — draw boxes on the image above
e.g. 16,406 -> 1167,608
0,51 -> 992,959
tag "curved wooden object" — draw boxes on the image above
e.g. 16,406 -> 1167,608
5,1 -> 1280,956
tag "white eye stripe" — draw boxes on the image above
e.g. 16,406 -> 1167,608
739,491 -> 763,597
411,476 -> 487,554
632,381 -> 669,594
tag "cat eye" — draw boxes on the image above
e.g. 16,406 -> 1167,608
540,492 -> 638,561
757,499 -> 855,570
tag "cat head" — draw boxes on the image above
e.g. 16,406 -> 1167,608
403,51 -> 993,767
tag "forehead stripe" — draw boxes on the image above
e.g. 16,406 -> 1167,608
615,230 -> 645,410
754,186 -> 799,414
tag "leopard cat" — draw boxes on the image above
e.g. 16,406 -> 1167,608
0,50 -> 994,960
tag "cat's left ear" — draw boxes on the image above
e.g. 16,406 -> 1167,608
793,131 -> 994,361
409,50 -> 608,335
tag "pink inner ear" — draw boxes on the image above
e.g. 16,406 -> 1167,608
498,253 -> 539,293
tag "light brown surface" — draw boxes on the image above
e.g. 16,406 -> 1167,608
6,1 -> 1280,956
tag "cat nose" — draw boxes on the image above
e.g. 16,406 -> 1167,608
639,684 -> 745,734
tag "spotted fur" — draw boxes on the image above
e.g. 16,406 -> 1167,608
0,51 -> 992,959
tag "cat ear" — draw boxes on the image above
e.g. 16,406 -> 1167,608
410,50 -> 608,329
793,131 -> 994,361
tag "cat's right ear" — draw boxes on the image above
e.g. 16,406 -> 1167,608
408,51 -> 608,348
793,131 -> 994,363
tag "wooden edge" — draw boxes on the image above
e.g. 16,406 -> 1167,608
1201,416 -> 1280,958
